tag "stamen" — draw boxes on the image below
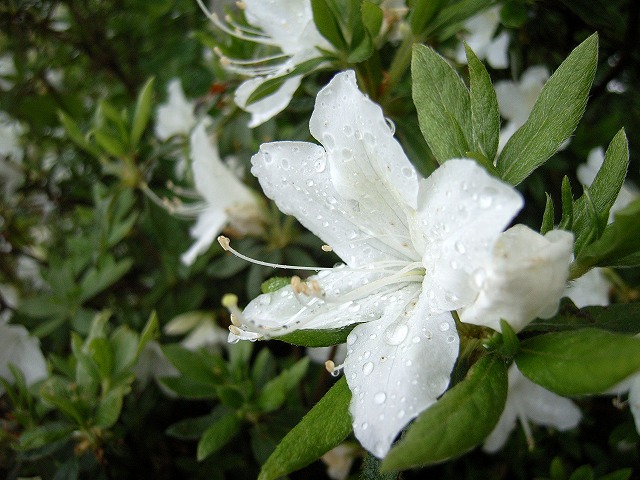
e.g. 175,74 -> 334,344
213,47 -> 290,67
517,412 -> 535,451
229,325 -> 243,336
325,360 -> 344,377
321,244 -> 333,252
218,236 -> 333,271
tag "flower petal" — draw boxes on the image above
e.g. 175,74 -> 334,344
486,31 -> 510,69
565,268 -> 610,308
343,289 -> 458,458
181,207 -> 228,266
461,225 -> 574,332
252,140 -> 417,266
0,323 -> 47,394
235,75 -> 303,128
154,79 -> 196,141
416,159 -> 523,313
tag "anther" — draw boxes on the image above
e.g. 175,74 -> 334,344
324,360 -> 335,373
229,325 -> 242,336
218,235 -> 231,251
321,244 -> 333,252
230,314 -> 242,327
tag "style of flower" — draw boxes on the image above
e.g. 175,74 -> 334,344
455,6 -> 510,70
154,79 -> 198,141
483,364 -> 582,452
222,70 -> 527,457
0,319 -> 47,394
180,122 -> 265,266
494,66 -> 550,152
199,0 -> 332,127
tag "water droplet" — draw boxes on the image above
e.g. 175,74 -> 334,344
384,322 -> 409,346
346,333 -> 357,345
323,133 -> 336,149
447,335 -> 456,343
361,422 -> 368,430
280,158 -> 290,169
405,359 -> 412,367
424,330 -> 433,340
439,321 -> 450,332
472,268 -> 487,288
374,392 -> 386,405
354,129 -> 363,140
348,230 -> 358,240
330,370 -> 340,377
401,166 -> 414,178
343,125 -> 353,136
259,296 -> 272,306
412,336 -> 420,344
342,148 -> 353,160
306,179 -> 314,187
479,188 -> 496,208
262,151 -> 272,164
450,260 -> 459,270
385,117 -> 396,135
362,362 -> 374,375
397,410 -> 405,419
427,289 -> 435,300
363,350 -> 371,359
369,333 -> 377,340
455,241 -> 466,254
314,157 -> 326,172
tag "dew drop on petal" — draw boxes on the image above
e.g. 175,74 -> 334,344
401,166 -> 414,178
439,322 -> 450,332
314,157 -> 326,172
447,335 -> 456,343
362,362 -> 374,375
361,422 -> 368,430
349,302 -> 361,312
374,392 -> 386,405
384,322 -> 409,346
343,125 -> 353,136
397,410 -> 405,419
412,336 -> 420,344
306,179 -> 314,187
323,133 -> 336,149
346,332 -> 357,345
454,241 -> 466,254
369,333 -> 377,340
385,117 -> 396,135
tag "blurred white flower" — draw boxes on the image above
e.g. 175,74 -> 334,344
200,0 -> 332,127
0,54 -> 15,90
461,225 -> 574,332
0,319 -> 47,394
380,0 -> 409,42
321,443 -> 359,480
0,112 -> 25,198
565,268 -> 610,308
483,364 -> 581,452
180,122 -> 265,266
306,344 -> 347,366
495,66 -> 550,152
164,311 -> 228,350
455,6 -> 510,69
155,79 -> 198,141
133,341 -> 180,393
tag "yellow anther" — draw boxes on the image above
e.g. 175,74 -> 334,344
321,244 -> 333,252
218,235 -> 231,251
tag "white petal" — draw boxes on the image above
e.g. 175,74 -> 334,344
133,341 -> 179,390
235,75 -> 302,128
628,375 -> 640,434
343,289 -> 458,458
495,66 -> 548,126
461,225 -> 574,332
486,31 -> 510,69
497,121 -> 518,153
0,323 -> 47,394
240,269 -> 420,336
577,147 -> 605,186
483,399 -> 518,453
565,268 -> 610,308
180,207 -> 227,266
417,159 -> 523,312
154,79 -> 197,140
252,141 -> 417,267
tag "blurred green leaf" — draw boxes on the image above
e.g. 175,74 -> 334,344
197,412 -> 242,461
130,77 -> 155,148
311,0 -> 347,50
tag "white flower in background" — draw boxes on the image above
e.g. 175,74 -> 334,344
199,0 -> 332,127
180,122 -> 265,266
155,79 -> 198,141
0,112 -> 25,198
609,373 -> 640,435
483,364 -> 582,452
321,443 -> 360,480
222,71 -> 525,457
133,341 -> 180,394
307,344 -> 348,366
0,54 -> 15,90
495,66 -> 549,152
164,311 -> 228,350
461,225 -> 573,332
380,0 -> 409,42
577,146 -> 638,222
0,320 -> 47,394
565,268 -> 610,308
455,6 -> 510,69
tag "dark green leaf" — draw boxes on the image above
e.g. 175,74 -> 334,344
258,377 -> 352,480
197,412 -> 242,461
18,422 -> 75,450
559,176 -> 574,231
279,324 -> 359,347
541,193 -> 555,235
382,355 -> 507,470
409,0 -> 447,34
311,0 -> 347,50
130,77 -> 155,148
516,328 -> 640,395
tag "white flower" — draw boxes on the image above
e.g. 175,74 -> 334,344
461,225 -> 574,332
223,71 -> 524,457
455,6 -> 510,69
495,66 -> 550,152
200,0 -> 332,127
610,373 -> 640,435
483,364 -> 581,452
577,146 -> 638,222
180,122 -> 265,266
132,341 -> 180,394
0,54 -> 15,90
565,268 -> 610,308
321,443 -> 359,480
164,311 -> 228,350
154,79 -> 198,141
307,344 -> 348,366
0,320 -> 47,394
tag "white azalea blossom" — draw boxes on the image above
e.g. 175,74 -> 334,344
164,311 -> 228,350
155,79 -> 198,141
199,0 -> 332,127
223,70 -> 526,457
0,320 -> 48,394
0,54 -> 15,90
483,364 -> 582,452
495,66 -> 550,152
180,122 -> 265,266
565,268 -> 610,308
455,6 -> 510,69
461,225 -> 574,332
132,341 -> 180,394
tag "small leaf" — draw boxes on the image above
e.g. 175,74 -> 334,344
500,319 -> 520,358
382,355 -> 507,471
58,111 -> 101,158
412,44 -> 471,163
257,358 -> 310,413
95,386 -> 128,428
408,0 -> 447,34
137,311 -> 160,356
261,277 -> 291,294
497,33 -> 598,185
559,176 -> 574,231
516,328 -> 640,395
159,376 -> 218,399
130,77 -> 155,148
258,377 -> 352,480
197,412 -> 242,461
93,129 -> 127,158
361,2 -> 383,38
111,326 -> 139,374
466,43 -> 500,162
18,422 -> 75,450
278,325 -> 359,347
311,0 -> 347,50
541,193 -> 555,235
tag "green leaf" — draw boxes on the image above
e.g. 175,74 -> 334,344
573,128 -> 629,246
261,276 -> 291,294
162,345 -> 223,385
428,0 -> 495,37
79,256 -> 134,303
575,198 -> 640,271
160,376 -> 218,399
311,0 -> 347,50
93,129 -> 127,158
95,386 -> 128,428
257,358 -> 310,413
18,422 -> 75,450
541,193 -> 555,235
382,355 -> 507,471
497,33 -> 598,185
130,77 -> 155,148
58,111 -> 101,158
361,2 -> 383,38
412,44 -> 471,163
111,326 -> 139,375
515,328 -> 640,395
500,319 -> 520,357
278,324 -> 359,347
166,409 -> 228,440
408,0 -> 447,34
466,43 -> 500,162
137,311 -> 160,355
558,176 -> 574,231
88,337 -> 114,379
258,377 -> 352,480
197,412 -> 242,461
